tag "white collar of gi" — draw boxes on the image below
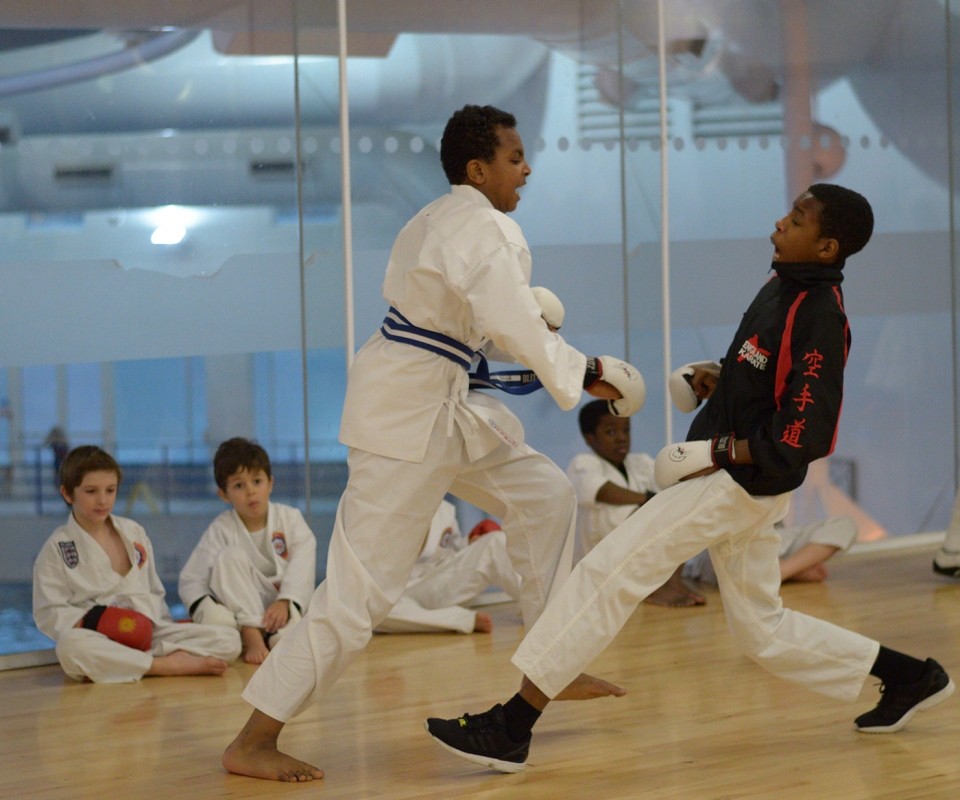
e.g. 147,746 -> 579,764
450,183 -> 495,210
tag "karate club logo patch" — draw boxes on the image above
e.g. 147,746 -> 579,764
133,543 -> 148,568
58,540 -> 79,569
439,526 -> 455,549
271,532 -> 288,558
737,335 -> 771,370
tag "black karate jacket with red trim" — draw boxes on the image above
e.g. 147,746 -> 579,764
687,260 -> 849,496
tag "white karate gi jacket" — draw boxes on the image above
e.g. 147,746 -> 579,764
33,514 -> 173,641
178,501 -> 316,614
567,451 -> 659,555
340,184 -> 587,464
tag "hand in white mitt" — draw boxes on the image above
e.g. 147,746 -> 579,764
668,361 -> 722,413
589,356 -> 646,417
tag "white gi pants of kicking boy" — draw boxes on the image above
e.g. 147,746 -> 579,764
242,415 -> 576,722
375,530 -> 521,634
56,621 -> 242,683
512,469 -> 880,702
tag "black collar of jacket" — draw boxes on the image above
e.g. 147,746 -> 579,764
771,260 -> 845,289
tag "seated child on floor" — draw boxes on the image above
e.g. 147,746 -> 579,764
567,400 -> 704,607
178,438 -> 316,664
32,446 -> 241,683
685,515 -> 858,584
375,499 -> 521,635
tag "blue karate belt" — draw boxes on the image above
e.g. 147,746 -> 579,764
380,307 -> 544,396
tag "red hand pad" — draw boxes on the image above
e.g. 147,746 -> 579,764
95,606 -> 153,651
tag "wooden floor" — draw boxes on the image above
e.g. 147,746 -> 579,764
2,544 -> 960,800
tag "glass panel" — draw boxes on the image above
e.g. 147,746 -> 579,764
0,6 -> 307,656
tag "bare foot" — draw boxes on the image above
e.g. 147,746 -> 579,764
644,569 -> 706,608
787,564 -> 829,583
474,612 -> 493,633
241,626 -> 270,664
146,650 -> 228,677
552,672 -> 626,701
223,709 -> 323,782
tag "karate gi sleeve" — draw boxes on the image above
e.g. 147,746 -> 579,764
566,454 -> 609,507
457,244 -> 587,411
178,521 -> 229,612
276,509 -> 317,612
32,541 -> 86,640
748,291 -> 847,478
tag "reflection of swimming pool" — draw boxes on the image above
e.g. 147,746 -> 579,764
0,582 -> 188,659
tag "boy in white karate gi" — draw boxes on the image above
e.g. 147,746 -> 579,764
568,399 -> 705,607
179,438 -> 317,664
222,104 -> 645,782
375,500 -> 520,635
33,446 -> 240,683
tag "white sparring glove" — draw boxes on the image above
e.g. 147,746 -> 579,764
668,361 -> 722,413
654,433 -> 736,489
585,355 -> 646,416
530,286 -> 565,330
192,595 -> 239,629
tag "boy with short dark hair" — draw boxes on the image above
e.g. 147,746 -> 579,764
222,104 -> 643,782
33,446 -> 240,683
178,438 -> 316,664
569,400 -> 704,606
427,185 -> 953,773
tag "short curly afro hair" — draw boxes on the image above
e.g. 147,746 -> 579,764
807,184 -> 874,261
440,105 -> 517,184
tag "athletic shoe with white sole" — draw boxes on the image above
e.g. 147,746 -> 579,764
932,548 -> 960,578
425,703 -> 530,773
855,658 -> 955,733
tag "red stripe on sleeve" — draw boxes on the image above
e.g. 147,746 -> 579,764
774,291 -> 807,409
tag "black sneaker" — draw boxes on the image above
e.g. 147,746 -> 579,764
855,658 -> 955,733
933,548 -> 960,578
425,704 -> 530,773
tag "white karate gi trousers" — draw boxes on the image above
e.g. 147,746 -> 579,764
242,416 -> 575,722
209,546 -> 282,628
512,469 -> 880,702
56,620 -> 242,683
375,530 -> 521,634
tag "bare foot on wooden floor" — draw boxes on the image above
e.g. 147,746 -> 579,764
241,626 -> 270,664
644,568 -> 706,608
473,612 -> 493,633
551,672 -> 626,701
223,709 -> 323,782
146,650 -> 228,677
786,563 -> 829,583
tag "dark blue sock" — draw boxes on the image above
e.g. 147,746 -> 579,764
870,646 -> 928,685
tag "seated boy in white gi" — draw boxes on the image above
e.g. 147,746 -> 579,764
33,446 -> 241,683
568,400 -> 704,607
685,515 -> 858,584
179,438 -> 317,664
375,499 -> 520,634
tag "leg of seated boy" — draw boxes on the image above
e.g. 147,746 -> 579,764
644,564 -> 706,606
375,594 -> 479,634
209,545 -> 272,664
780,543 -> 838,582
779,516 -> 857,582
57,626 -> 232,681
404,529 -> 521,611
146,620 -> 241,676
